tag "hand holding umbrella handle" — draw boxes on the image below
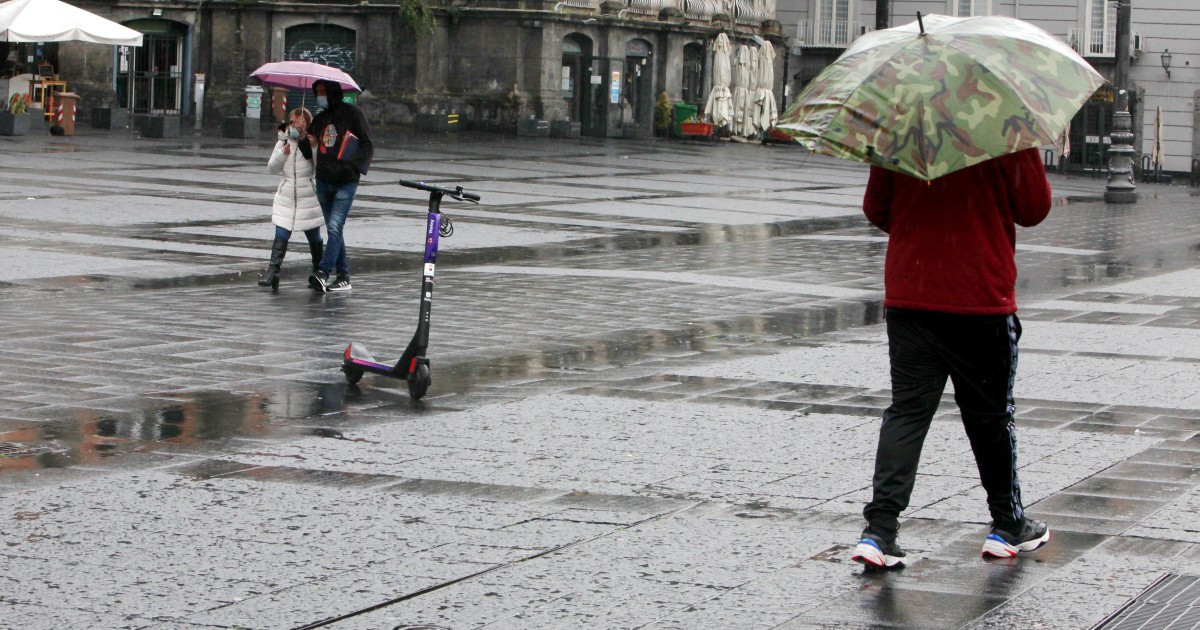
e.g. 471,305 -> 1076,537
866,146 -> 900,167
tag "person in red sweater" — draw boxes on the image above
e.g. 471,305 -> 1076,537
850,148 -> 1053,570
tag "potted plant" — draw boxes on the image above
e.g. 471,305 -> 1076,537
679,109 -> 714,139
653,90 -> 671,137
0,93 -> 31,136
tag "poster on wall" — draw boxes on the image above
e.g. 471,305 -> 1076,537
609,71 -> 621,104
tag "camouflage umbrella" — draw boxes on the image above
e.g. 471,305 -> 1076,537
776,13 -> 1104,181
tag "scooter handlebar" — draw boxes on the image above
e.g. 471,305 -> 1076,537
400,179 -> 481,203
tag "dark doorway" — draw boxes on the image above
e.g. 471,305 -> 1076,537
1066,83 -> 1114,174
562,34 -> 596,135
118,19 -> 187,114
682,42 -> 705,105
622,38 -> 653,133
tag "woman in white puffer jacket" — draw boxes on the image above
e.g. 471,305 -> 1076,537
258,107 -> 325,290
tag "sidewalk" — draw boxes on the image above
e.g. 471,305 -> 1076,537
1,128 -> 1198,629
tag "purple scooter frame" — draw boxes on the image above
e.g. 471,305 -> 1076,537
341,180 -> 480,400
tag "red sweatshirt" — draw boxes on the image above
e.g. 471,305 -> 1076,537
862,148 -> 1052,315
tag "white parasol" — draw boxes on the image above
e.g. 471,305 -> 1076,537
754,43 -> 777,132
0,0 -> 142,45
731,44 -> 753,137
705,32 -> 733,129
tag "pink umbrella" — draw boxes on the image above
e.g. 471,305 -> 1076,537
249,60 -> 361,93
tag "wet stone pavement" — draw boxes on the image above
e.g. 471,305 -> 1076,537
1,127 -> 1199,629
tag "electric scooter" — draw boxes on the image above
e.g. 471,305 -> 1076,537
341,180 -> 480,400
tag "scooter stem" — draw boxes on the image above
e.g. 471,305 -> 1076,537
395,196 -> 443,376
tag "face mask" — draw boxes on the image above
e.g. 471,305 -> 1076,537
287,126 -> 300,140
316,95 -> 329,109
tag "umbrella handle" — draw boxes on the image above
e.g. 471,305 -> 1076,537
866,145 -> 900,167
917,12 -> 925,35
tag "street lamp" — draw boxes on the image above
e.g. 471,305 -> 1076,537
1104,0 -> 1136,203
1161,49 -> 1172,80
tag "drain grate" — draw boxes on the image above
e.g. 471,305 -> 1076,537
1092,574 -> 1200,629
0,442 -> 55,458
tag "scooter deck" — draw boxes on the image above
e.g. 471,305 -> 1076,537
343,343 -> 400,376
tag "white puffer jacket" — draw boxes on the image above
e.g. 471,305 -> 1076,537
267,131 -> 323,232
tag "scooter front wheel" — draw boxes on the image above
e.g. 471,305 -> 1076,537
343,366 -> 364,385
407,362 -> 431,400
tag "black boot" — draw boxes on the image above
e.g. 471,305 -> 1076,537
309,240 -> 324,273
257,237 -> 288,289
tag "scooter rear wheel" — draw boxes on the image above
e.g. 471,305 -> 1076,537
343,366 -> 364,385
407,363 -> 431,400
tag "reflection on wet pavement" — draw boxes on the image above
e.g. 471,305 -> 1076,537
3,182 -> 1198,477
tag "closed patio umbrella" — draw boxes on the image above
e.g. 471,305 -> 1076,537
705,32 -> 733,129
754,43 -> 777,132
730,44 -> 754,137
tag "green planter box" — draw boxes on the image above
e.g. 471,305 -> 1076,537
672,103 -> 698,138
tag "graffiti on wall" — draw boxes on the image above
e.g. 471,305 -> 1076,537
286,41 -> 356,72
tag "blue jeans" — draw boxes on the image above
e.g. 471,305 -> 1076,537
274,225 -> 322,245
314,180 -> 358,277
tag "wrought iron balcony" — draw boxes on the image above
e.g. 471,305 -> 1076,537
733,0 -> 773,25
625,0 -> 673,17
795,19 -> 872,48
1065,27 -> 1139,58
553,0 -> 599,10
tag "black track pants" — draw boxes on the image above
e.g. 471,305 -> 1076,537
863,308 -> 1026,540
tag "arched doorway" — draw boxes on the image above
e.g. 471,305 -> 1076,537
284,23 -> 357,109
561,34 -> 595,134
623,39 -> 653,134
682,42 -> 705,105
118,18 -> 188,114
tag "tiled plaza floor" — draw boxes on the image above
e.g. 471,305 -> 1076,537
1,127 -> 1198,629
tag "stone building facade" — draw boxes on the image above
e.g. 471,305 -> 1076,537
49,0 -> 785,137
